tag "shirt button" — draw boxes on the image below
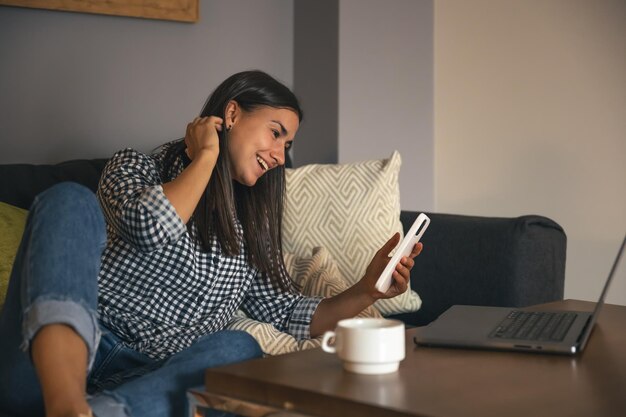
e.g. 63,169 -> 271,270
212,256 -> 220,265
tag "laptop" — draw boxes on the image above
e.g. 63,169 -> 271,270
413,234 -> 625,355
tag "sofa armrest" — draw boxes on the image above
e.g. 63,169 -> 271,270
388,211 -> 566,326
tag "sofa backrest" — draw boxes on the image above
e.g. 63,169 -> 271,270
0,150 -> 296,210
0,159 -> 108,210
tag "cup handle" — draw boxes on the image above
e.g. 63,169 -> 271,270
321,330 -> 336,353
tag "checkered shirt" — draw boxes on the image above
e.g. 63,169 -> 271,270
96,145 -> 323,360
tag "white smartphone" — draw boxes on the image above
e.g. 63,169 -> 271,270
374,213 -> 430,293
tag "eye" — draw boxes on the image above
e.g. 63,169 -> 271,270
272,129 -> 280,139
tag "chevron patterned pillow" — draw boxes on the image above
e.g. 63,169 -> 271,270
283,151 -> 422,316
284,247 -> 380,320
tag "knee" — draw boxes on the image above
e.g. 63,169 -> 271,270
32,182 -> 105,237
185,330 -> 263,366
226,330 -> 263,360
36,182 -> 97,208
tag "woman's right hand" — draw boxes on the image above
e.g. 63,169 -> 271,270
184,116 -> 223,161
163,116 -> 223,224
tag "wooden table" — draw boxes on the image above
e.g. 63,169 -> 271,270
188,300 -> 626,417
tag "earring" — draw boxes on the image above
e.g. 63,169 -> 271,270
226,125 -> 232,132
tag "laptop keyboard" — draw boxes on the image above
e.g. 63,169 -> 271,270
490,311 -> 577,342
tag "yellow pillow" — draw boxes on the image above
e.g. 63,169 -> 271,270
0,202 -> 28,307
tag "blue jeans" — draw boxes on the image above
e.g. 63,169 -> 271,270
0,183 -> 263,417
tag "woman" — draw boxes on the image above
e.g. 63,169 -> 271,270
0,70 -> 422,417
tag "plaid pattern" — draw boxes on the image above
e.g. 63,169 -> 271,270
96,145 -> 323,360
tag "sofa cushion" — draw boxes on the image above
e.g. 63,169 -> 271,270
226,247 -> 381,355
0,202 -> 28,308
282,152 -> 422,316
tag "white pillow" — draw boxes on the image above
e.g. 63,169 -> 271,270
282,151 -> 422,315
226,247 -> 380,356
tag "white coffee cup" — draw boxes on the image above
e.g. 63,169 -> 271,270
321,318 -> 405,375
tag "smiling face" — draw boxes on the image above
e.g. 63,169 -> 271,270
225,102 -> 299,186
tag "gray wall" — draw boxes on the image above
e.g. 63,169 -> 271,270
338,0 -> 434,211
0,0 -> 294,164
0,0 -> 434,213
293,0 -> 339,166
292,0 -> 435,211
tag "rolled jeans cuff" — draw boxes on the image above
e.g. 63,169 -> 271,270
21,298 -> 101,371
89,391 -> 131,417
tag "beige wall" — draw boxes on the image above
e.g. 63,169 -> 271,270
435,0 -> 626,305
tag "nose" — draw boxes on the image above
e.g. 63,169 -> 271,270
270,143 -> 285,167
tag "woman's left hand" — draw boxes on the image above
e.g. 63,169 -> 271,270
360,233 -> 423,300
309,233 -> 423,337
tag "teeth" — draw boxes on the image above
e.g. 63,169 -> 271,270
256,155 -> 268,171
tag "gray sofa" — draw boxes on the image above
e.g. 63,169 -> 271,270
0,158 -> 566,327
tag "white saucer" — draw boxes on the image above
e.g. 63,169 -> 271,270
343,361 -> 400,375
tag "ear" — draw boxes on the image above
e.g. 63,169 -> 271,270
224,100 -> 240,127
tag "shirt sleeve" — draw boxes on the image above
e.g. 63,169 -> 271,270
241,271 -> 324,340
96,148 -> 186,253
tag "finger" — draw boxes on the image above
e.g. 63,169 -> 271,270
409,242 -> 423,258
201,116 -> 224,130
215,117 -> 224,128
198,116 -> 222,127
400,256 -> 415,270
395,258 -> 412,277
391,270 -> 409,293
377,232 -> 401,257
201,116 -> 218,126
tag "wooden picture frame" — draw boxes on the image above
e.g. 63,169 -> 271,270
0,0 -> 199,23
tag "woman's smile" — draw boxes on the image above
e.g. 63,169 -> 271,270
256,154 -> 269,172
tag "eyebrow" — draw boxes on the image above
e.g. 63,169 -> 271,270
271,120 -> 288,136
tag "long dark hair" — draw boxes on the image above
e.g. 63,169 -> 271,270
161,70 -> 303,291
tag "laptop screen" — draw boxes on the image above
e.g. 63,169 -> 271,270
578,234 -> 626,348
